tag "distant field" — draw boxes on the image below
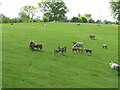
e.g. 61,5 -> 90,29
2,22 -> 118,88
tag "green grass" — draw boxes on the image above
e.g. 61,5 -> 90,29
2,22 -> 118,88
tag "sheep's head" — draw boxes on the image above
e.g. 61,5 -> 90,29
109,61 -> 113,66
72,42 -> 77,45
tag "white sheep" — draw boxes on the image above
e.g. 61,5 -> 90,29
102,44 -> 107,48
109,61 -> 120,71
73,42 -> 83,47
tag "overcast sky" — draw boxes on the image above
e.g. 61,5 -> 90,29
0,0 -> 117,21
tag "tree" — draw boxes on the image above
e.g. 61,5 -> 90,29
110,0 -> 120,22
38,0 -> 68,21
84,14 -> 92,20
96,20 -> 102,24
0,14 -> 10,23
42,17 -> 49,22
19,5 -> 37,22
18,12 -> 30,22
80,16 -> 87,23
88,18 -> 95,23
70,17 -> 81,22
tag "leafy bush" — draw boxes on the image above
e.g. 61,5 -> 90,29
70,17 -> 81,22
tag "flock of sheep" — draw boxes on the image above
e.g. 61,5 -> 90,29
29,24 -> 119,75
29,34 -> 107,56
29,39 -> 120,74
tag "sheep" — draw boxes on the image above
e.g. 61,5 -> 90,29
35,44 -> 42,51
102,44 -> 107,48
109,61 -> 120,71
29,40 -> 42,51
89,34 -> 95,39
58,46 -> 66,52
54,49 -> 61,55
73,42 -> 83,48
71,47 -> 83,53
83,48 -> 92,55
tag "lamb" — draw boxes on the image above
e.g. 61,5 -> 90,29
83,48 -> 92,55
29,40 -> 42,51
89,34 -> 95,39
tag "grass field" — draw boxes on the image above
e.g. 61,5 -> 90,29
2,22 -> 118,88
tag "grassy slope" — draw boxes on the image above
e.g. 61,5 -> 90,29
2,22 -> 118,88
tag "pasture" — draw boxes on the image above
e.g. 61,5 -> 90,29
2,22 -> 118,88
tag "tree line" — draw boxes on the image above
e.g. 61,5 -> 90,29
0,0 -> 120,24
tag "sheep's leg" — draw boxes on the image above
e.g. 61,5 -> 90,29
32,48 -> 34,51
40,47 -> 42,51
90,52 -> 92,55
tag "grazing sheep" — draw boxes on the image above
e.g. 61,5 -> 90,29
29,40 -> 42,51
73,42 -> 83,48
89,34 -> 95,39
54,49 -> 61,55
109,61 -> 120,71
102,44 -> 107,48
83,48 -> 92,55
